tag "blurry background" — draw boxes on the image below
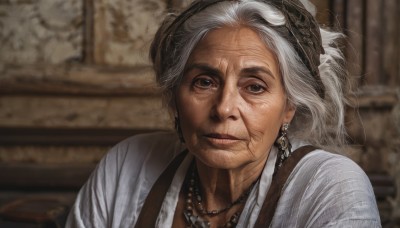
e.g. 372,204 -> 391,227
0,0 -> 399,227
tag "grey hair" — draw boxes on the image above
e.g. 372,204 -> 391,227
152,0 -> 348,150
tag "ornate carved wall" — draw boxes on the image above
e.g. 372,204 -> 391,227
0,0 -> 177,166
0,0 -> 83,65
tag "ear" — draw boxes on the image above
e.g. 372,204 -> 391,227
282,102 -> 296,123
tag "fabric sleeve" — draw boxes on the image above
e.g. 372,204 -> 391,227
65,142 -> 127,228
273,151 -> 381,228
65,132 -> 182,228
300,153 -> 381,227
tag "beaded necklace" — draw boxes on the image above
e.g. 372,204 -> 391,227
183,163 -> 257,228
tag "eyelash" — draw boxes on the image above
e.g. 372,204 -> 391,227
192,76 -> 217,89
245,83 -> 267,94
191,76 -> 268,95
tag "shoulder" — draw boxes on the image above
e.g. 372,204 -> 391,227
289,149 -> 373,199
66,131 -> 183,227
284,148 -> 374,196
278,148 -> 381,227
294,149 -> 367,181
284,148 -> 372,194
79,131 -> 182,191
95,131 -> 185,190
110,131 -> 182,156
103,131 -> 182,169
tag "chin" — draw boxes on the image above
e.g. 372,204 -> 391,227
192,148 -> 249,170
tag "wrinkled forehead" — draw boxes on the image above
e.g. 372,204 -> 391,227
186,26 -> 280,75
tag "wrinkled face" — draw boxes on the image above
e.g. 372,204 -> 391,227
175,26 -> 295,170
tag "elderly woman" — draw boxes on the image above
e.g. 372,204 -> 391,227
67,0 -> 381,227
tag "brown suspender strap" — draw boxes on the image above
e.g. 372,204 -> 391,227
254,145 -> 317,227
134,146 -> 317,228
134,150 -> 188,228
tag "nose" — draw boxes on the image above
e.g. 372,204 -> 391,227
211,84 -> 240,121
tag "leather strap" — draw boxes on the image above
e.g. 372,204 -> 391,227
134,150 -> 188,228
254,145 -> 317,227
134,145 -> 316,227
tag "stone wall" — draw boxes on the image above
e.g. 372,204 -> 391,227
0,0 -> 178,165
0,0 -> 399,226
0,0 -> 83,65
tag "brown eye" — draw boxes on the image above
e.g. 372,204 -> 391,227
193,77 -> 216,89
246,84 -> 266,94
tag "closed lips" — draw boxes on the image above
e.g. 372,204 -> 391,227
205,133 -> 239,140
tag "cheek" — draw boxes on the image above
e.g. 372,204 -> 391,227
176,90 -> 208,132
180,107 -> 202,130
244,102 -> 286,143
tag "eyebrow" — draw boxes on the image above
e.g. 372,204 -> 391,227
184,63 -> 275,79
242,66 -> 275,79
184,63 -> 222,77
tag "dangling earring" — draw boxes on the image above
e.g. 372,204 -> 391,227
174,116 -> 185,143
275,123 -> 292,168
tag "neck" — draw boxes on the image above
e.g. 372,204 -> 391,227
194,157 -> 266,211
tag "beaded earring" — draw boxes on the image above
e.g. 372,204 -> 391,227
275,123 -> 292,168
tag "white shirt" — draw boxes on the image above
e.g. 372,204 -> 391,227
66,132 -> 381,227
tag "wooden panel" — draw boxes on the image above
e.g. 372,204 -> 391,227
383,0 -> 400,87
346,87 -> 398,151
0,127 -> 163,146
352,87 -> 399,109
368,173 -> 397,199
0,95 -> 171,129
398,0 -> 400,87
330,0 -> 346,30
0,163 -> 95,190
0,146 -> 107,164
0,65 -> 158,96
345,0 -> 363,88
310,0 -> 330,25
83,0 -> 95,64
364,0 -> 383,85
